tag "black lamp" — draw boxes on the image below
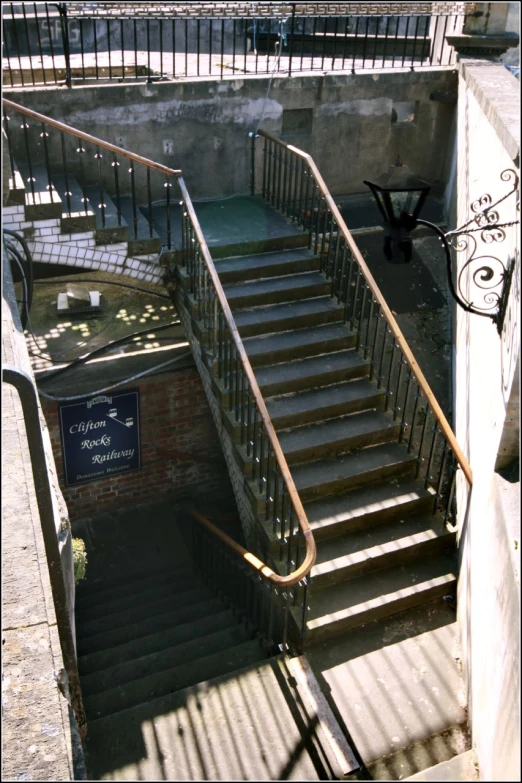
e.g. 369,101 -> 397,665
363,156 -> 431,263
363,163 -> 520,333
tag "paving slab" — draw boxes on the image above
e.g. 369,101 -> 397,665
306,602 -> 467,769
406,748 -> 479,780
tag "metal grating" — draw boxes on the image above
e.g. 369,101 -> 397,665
282,108 -> 313,135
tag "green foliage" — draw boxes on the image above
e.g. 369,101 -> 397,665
72,537 -> 87,585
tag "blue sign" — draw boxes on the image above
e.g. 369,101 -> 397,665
59,389 -> 141,486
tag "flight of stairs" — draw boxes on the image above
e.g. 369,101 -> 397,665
179,245 -> 458,648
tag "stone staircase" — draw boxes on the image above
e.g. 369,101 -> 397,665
75,515 -> 352,781
180,245 -> 458,649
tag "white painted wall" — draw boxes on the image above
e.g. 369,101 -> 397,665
452,61 -> 520,782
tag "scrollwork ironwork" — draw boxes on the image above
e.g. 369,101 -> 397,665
445,169 -> 520,334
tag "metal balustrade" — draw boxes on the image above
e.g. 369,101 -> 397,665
254,130 -> 473,522
2,2 -> 476,87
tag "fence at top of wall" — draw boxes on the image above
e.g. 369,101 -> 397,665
2,2 -> 477,88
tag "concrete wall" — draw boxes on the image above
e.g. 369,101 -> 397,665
2,262 -> 84,780
451,60 -> 520,782
5,67 -> 457,203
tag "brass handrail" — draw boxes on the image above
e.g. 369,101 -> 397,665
178,175 -> 316,585
2,98 -> 182,178
258,129 -> 473,487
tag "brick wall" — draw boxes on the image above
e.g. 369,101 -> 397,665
40,367 -> 233,521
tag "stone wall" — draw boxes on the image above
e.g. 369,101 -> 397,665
5,67 -> 458,202
451,60 -> 520,782
40,367 -> 233,521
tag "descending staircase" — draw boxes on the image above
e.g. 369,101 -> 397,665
75,538 -> 349,780
179,245 -> 458,648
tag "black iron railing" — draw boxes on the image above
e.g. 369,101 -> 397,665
177,174 -> 316,650
189,511 -> 298,655
3,98 -> 179,249
2,2 -> 477,87
254,130 -> 473,518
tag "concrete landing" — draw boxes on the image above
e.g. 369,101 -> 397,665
146,195 -> 308,258
84,656 -> 349,781
306,600 -> 469,779
406,748 -> 479,780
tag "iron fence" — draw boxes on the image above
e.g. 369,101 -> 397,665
2,2 -> 477,87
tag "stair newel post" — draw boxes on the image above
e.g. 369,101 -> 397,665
331,226 -> 342,299
146,167 -> 153,238
407,383 -> 422,454
2,109 -> 16,190
281,589 -> 290,653
111,154 -> 122,226
9,2 -> 25,87
369,309 -> 384,382
95,145 -> 106,228
21,117 -> 36,200
377,324 -> 391,391
20,2 -> 36,86
424,418 -> 441,490
40,121 -> 53,200
364,294 -> 376,360
261,135 -> 268,200
399,367 -> 414,442
74,136 -> 87,216
299,578 -> 309,651
58,3 -> 72,88
415,404 -> 432,480
356,280 -> 369,353
434,441 -> 450,515
129,162 -> 138,240
384,339 -> 398,412
43,2 -> 58,84
58,131 -> 72,217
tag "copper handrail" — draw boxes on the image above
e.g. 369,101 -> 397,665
258,129 -> 473,487
178,175 -> 316,585
2,98 -> 182,178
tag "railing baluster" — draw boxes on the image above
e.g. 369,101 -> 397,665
133,18 -> 138,79
220,18 -> 224,79
146,167 -> 153,237
96,146 -> 105,228
10,2 -> 25,87
129,162 -> 138,239
112,154 -> 122,225
107,18 -> 112,80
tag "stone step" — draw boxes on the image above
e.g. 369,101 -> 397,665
225,271 -> 331,309
278,409 -> 401,465
83,656 -> 328,781
83,185 -> 129,244
291,442 -> 417,502
76,584 -> 215,641
17,162 -> 62,221
75,564 -> 195,609
405,749 -> 479,781
214,248 -> 320,283
51,174 -> 96,233
76,595 -> 227,656
311,513 -> 455,588
118,196 -> 161,256
305,479 -> 437,540
267,379 -> 386,430
80,622 -> 253,698
78,608 -> 241,676
84,639 -> 265,719
302,552 -> 457,644
254,349 -> 370,397
233,296 -> 344,337
76,572 -> 205,623
243,322 -> 356,367
7,162 -> 26,205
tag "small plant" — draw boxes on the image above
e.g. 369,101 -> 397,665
72,538 -> 87,585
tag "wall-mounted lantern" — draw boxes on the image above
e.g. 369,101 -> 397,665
364,162 -> 520,333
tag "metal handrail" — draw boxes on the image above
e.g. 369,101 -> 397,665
257,129 -> 473,487
2,98 -> 182,178
178,175 -> 316,586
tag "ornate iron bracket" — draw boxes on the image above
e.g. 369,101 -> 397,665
439,169 -> 519,334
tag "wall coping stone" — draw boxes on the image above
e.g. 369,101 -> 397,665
458,60 -> 520,163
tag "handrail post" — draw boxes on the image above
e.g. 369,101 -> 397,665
2,365 -> 87,740
58,3 -> 72,88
